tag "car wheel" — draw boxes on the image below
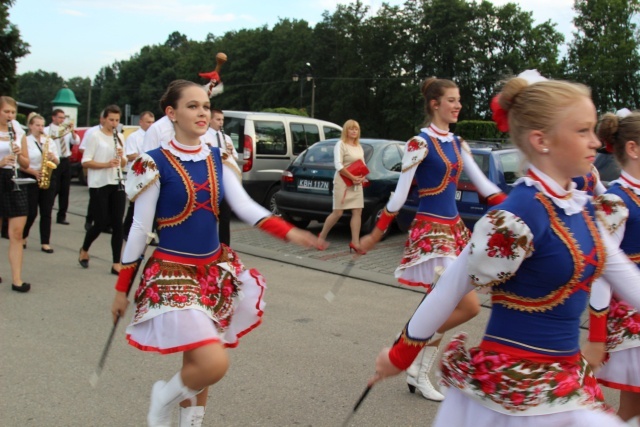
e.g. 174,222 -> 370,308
280,212 -> 311,229
265,186 -> 281,215
362,203 -> 391,240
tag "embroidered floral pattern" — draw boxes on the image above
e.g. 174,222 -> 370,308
132,246 -> 245,332
399,215 -> 470,270
605,297 -> 640,351
407,139 -> 422,152
440,333 -> 611,414
594,194 -> 628,235
131,157 -> 157,176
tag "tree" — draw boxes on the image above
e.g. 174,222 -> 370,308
567,0 -> 640,112
0,0 -> 29,95
15,70 -> 64,114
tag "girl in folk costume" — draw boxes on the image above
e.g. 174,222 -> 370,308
592,108 -> 640,422
318,120 -> 368,254
367,72 -> 640,426
20,113 -> 59,253
110,80 -> 325,427
360,78 -> 506,401
0,96 -> 31,292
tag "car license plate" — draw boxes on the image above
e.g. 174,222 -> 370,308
297,179 -> 330,194
455,190 -> 461,201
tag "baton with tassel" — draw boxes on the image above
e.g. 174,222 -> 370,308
90,232 -> 157,388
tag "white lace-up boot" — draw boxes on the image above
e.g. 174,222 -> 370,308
148,373 -> 200,427
406,344 -> 444,402
179,406 -> 205,427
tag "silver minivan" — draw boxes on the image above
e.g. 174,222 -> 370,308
223,111 -> 342,211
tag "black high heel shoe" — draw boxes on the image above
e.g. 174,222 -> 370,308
78,248 -> 89,268
349,242 -> 367,255
41,247 -> 54,254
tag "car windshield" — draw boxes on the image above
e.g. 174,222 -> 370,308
498,151 -> 521,184
459,153 -> 489,183
301,142 -> 374,166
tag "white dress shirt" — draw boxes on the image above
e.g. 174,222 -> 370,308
81,130 -> 126,188
44,124 -> 80,158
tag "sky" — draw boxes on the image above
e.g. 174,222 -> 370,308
10,0 -> 577,80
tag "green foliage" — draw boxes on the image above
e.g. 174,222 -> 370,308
15,0 -> 640,134
16,112 -> 25,125
261,107 -> 308,116
455,120 -> 506,141
16,70 -> 64,114
0,0 -> 30,95
567,0 -> 640,112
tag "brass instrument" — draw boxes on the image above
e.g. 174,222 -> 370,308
113,129 -> 124,191
38,134 -> 57,189
53,120 -> 74,139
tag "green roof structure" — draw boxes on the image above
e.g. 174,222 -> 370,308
51,86 -> 81,106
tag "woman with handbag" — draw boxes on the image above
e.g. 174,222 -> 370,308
318,119 -> 369,254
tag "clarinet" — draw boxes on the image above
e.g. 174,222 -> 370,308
113,129 -> 124,191
7,120 -> 21,191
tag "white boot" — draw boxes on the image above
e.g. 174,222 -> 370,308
148,373 -> 200,427
406,344 -> 444,402
406,332 -> 442,379
406,348 -> 423,379
179,406 -> 205,427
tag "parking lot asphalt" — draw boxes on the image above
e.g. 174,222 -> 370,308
0,182 -> 615,426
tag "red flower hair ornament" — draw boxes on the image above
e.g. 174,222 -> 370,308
491,94 -> 509,133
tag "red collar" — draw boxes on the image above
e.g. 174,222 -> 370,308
429,124 -> 449,137
622,174 -> 640,190
527,169 -> 572,200
169,140 -> 202,154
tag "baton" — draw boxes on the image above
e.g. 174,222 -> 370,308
90,232 -> 157,388
324,259 -> 356,302
341,385 -> 372,427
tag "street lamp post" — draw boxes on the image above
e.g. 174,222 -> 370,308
305,62 -> 315,118
292,63 -> 315,117
291,73 -> 303,110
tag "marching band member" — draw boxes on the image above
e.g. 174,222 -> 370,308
368,72 -> 640,426
44,108 -> 79,225
21,113 -> 59,254
0,96 -> 30,292
110,80 -> 325,426
79,105 -> 126,275
592,108 -> 640,422
360,77 -> 506,401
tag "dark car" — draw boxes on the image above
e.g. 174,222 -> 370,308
275,138 -> 405,235
594,150 -> 620,186
396,143 -> 521,232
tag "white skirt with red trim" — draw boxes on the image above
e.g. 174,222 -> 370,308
125,267 -> 266,353
433,388 -> 627,427
597,346 -> 640,393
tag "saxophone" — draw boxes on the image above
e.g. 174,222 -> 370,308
38,134 -> 57,189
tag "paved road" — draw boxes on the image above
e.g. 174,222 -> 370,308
0,182 -> 618,426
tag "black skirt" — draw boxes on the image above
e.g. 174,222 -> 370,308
0,168 -> 29,218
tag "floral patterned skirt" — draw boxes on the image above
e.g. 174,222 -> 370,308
439,333 -> 612,416
125,245 -> 266,353
604,297 -> 640,352
395,213 -> 470,289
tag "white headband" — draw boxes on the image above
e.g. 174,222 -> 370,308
517,69 -> 548,85
616,108 -> 632,118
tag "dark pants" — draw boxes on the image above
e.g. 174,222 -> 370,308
82,185 -> 126,263
23,181 -> 57,245
219,198 -> 231,246
55,157 -> 71,221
